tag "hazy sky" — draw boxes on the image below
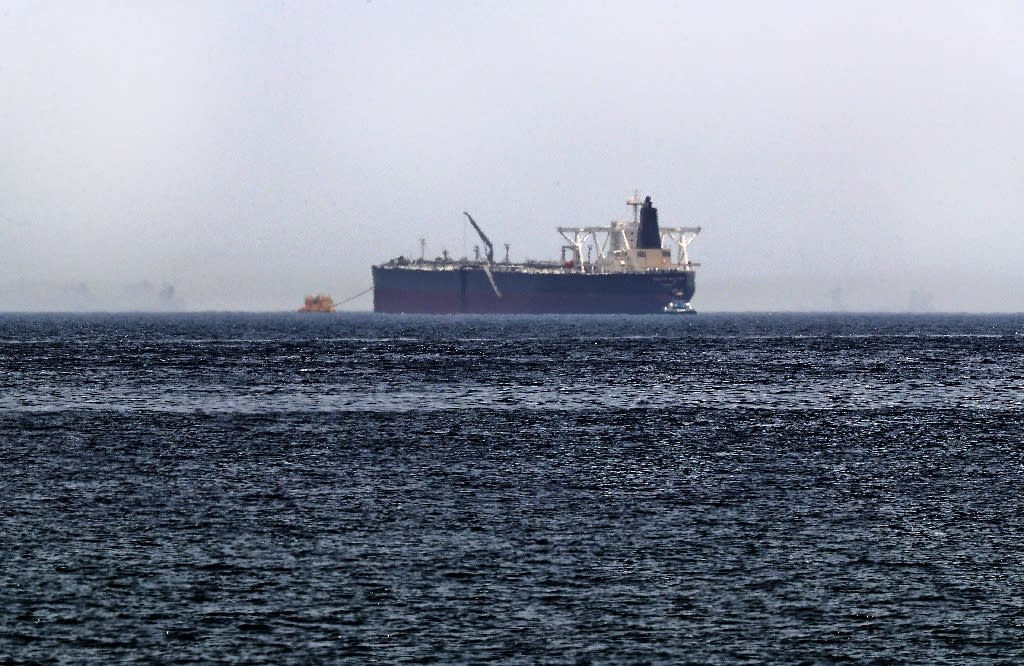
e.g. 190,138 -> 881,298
2,1 -> 1021,311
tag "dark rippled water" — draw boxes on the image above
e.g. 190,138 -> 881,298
3,312 -> 1024,663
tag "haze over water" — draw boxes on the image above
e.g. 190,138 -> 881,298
3,2 -> 1023,312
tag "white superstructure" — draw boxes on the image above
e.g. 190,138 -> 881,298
557,192 -> 701,274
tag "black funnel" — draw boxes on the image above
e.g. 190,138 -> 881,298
638,196 -> 660,249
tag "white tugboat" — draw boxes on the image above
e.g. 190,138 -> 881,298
663,298 -> 697,314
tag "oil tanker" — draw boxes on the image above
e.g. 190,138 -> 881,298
372,193 -> 701,314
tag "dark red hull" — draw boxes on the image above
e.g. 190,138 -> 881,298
372,265 -> 696,314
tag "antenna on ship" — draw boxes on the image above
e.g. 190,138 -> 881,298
627,190 -> 643,223
504,243 -> 510,264
419,237 -> 426,262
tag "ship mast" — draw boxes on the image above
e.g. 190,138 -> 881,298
627,190 -> 643,224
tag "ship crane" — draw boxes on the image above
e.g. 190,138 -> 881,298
463,212 -> 503,298
464,212 -> 494,263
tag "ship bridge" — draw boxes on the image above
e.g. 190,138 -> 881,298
557,194 -> 700,274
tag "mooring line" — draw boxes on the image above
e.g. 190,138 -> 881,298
337,286 -> 373,305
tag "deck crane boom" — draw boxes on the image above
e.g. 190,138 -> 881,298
463,212 -> 495,263
463,211 -> 502,298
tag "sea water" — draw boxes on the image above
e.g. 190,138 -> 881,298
2,312 -> 1024,663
